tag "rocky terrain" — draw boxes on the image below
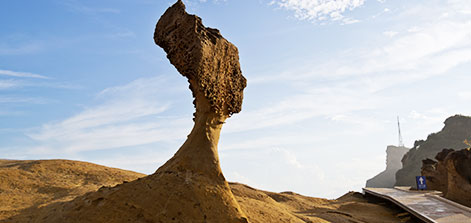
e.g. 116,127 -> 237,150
0,159 -> 420,223
422,148 -> 471,207
0,159 -> 145,221
366,145 -> 409,188
395,115 -> 471,187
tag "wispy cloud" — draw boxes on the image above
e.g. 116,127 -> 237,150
382,30 -> 398,37
270,0 -> 365,24
257,1 -> 471,90
226,85 -> 382,134
0,80 -> 21,90
26,76 -> 193,154
0,69 -> 49,79
89,149 -> 175,174
0,69 -> 82,90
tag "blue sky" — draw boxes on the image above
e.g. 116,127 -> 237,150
1,0 -> 471,198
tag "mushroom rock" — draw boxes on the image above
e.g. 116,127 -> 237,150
11,1 -> 249,222
153,0 -> 246,179
151,0 -> 248,221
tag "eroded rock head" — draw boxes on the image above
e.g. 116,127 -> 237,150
154,0 -> 246,116
447,148 -> 471,184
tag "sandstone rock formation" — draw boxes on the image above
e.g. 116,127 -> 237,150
395,115 -> 471,187
154,0 -> 246,118
366,145 -> 409,188
0,159 -> 420,223
421,149 -> 454,193
421,148 -> 471,207
4,1 -> 248,222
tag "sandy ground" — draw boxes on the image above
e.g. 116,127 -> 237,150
0,159 -> 420,223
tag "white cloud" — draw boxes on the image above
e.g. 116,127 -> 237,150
271,0 -> 365,23
0,80 -> 20,90
226,85 -> 382,133
458,91 -> 471,100
89,150 -> 175,174
258,2 -> 471,91
26,76 -> 193,154
408,110 -> 447,123
382,30 -> 398,37
0,69 -> 49,79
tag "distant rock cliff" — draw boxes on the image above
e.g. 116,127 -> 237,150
395,115 -> 471,187
366,145 -> 409,188
422,148 -> 471,207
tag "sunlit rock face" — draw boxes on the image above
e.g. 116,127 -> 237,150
421,149 -> 454,193
422,148 -> 471,207
154,0 -> 246,118
366,145 -> 409,188
395,115 -> 471,187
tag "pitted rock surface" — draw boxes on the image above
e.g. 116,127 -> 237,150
422,148 -> 471,207
154,0 -> 246,117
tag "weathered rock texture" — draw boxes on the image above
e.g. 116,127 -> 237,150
421,148 -> 471,207
154,0 -> 246,117
366,145 -> 409,188
395,115 -> 471,187
4,1 -> 248,222
421,149 -> 454,193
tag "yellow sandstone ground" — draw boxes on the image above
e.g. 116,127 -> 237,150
0,159 -> 145,221
0,159 -> 419,223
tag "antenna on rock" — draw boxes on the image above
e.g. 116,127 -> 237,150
397,116 -> 404,147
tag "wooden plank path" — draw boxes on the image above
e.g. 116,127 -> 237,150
363,187 -> 471,223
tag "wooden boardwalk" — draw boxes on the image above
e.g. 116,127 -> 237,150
363,187 -> 471,223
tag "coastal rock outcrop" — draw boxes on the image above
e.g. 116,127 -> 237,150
395,115 -> 471,187
366,145 -> 409,188
421,148 -> 471,207
5,1 -> 248,222
0,159 -> 417,223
